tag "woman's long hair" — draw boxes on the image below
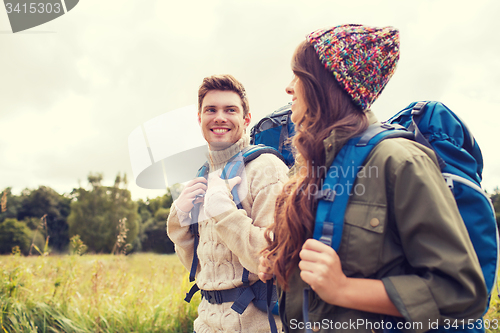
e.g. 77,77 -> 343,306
264,40 -> 370,290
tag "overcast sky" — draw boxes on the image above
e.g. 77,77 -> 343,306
1,0 -> 499,201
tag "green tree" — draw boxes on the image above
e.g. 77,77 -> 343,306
67,173 -> 140,253
0,218 -> 31,254
136,192 -> 175,253
17,186 -> 71,252
0,188 -> 22,223
491,187 -> 500,227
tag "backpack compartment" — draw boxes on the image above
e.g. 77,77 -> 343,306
250,104 -> 295,167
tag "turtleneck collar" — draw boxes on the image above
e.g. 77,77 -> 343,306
207,134 -> 250,170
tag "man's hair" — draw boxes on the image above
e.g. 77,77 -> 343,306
198,74 -> 249,117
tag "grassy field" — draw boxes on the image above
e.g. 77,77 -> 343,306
486,289 -> 500,333
0,253 -> 199,332
1,253 -> 499,333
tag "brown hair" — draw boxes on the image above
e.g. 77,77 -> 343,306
264,40 -> 369,290
198,74 -> 249,117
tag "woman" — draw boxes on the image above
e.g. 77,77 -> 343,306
259,24 -> 487,332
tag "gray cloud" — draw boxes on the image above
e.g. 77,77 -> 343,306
1,0 -> 499,199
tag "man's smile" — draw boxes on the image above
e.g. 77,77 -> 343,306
211,128 -> 231,134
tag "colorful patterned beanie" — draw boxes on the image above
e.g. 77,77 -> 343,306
306,24 -> 400,111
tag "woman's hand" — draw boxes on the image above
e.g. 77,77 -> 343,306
175,177 -> 207,213
258,250 -> 275,283
298,239 -> 402,316
298,238 -> 347,304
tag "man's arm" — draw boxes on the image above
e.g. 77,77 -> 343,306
166,204 -> 197,272
166,176 -> 207,273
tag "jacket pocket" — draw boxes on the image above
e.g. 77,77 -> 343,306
339,201 -> 387,277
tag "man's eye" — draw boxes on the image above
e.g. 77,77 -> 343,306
227,109 -> 235,113
207,109 -> 215,113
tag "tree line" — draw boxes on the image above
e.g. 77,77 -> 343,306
1,173 -> 500,256
0,173 -> 175,255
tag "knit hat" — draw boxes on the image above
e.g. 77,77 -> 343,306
306,24 -> 400,111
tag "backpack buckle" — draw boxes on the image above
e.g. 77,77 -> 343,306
314,189 -> 335,202
411,101 -> 429,116
381,123 -> 395,130
201,290 -> 224,304
443,174 -> 454,190
281,114 -> 288,125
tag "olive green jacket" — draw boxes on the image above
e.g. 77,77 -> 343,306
280,112 -> 487,333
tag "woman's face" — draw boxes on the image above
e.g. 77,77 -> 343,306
286,75 -> 307,124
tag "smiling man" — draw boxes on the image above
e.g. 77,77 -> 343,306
198,85 -> 250,150
167,75 -> 288,332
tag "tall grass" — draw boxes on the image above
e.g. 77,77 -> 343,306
485,286 -> 500,333
2,252 -> 500,332
0,253 -> 199,332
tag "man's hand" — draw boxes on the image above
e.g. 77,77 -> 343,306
203,170 -> 242,219
207,170 -> 241,192
175,177 -> 208,213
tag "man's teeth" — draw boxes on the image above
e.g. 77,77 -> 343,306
213,129 -> 229,133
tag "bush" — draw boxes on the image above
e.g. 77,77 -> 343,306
0,218 -> 31,254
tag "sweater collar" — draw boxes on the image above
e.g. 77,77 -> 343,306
207,134 -> 250,170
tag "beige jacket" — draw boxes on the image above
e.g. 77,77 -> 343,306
280,112 -> 487,333
167,134 -> 289,333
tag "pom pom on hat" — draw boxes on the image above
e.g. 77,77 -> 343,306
306,24 -> 400,111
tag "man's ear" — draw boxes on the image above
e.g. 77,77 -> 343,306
244,112 -> 251,127
197,112 -> 201,125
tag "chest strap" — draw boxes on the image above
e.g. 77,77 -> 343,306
191,281 -> 278,333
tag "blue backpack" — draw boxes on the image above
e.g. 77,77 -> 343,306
387,102 -> 498,301
183,145 -> 283,333
250,103 -> 296,167
255,102 -> 498,333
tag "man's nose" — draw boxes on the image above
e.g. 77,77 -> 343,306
214,110 -> 227,122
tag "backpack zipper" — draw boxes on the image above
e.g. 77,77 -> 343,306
442,172 -> 495,213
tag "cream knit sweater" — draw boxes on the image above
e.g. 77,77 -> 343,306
167,134 -> 289,333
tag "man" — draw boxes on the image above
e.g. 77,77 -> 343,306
167,74 -> 288,332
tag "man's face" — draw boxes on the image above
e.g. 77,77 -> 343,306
198,90 -> 251,149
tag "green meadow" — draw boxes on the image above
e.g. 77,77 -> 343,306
0,253 -> 199,333
1,253 -> 499,333
485,291 -> 500,333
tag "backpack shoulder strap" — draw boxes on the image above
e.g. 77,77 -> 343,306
186,162 -> 210,283
243,144 -> 287,164
220,145 -> 285,179
222,145 -> 286,209
408,102 -> 447,169
313,124 -> 412,250
196,161 -> 210,178
303,124 -> 412,333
